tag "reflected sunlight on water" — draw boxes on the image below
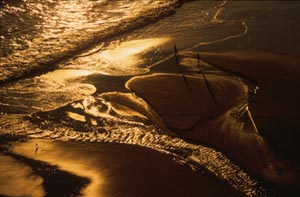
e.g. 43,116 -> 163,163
0,154 -> 44,197
40,69 -> 94,84
64,37 -> 172,75
2,1 -> 300,196
66,111 -> 87,122
13,140 -> 105,197
1,0 -> 181,83
25,90 -> 267,197
99,38 -> 171,72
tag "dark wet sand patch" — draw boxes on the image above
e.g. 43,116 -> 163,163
0,145 -> 90,197
10,139 -> 244,197
199,51 -> 300,162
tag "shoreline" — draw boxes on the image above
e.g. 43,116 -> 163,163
1,139 -> 244,197
1,49 -> 298,196
198,51 -> 300,162
125,51 -> 300,193
1,1 -> 300,196
0,145 -> 89,197
0,0 -> 189,87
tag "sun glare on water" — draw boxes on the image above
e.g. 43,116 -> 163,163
99,37 -> 171,70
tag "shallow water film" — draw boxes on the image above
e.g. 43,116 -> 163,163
1,1 -> 300,197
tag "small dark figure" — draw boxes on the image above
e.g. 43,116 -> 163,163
174,44 -> 178,64
35,143 -> 39,156
174,44 -> 178,55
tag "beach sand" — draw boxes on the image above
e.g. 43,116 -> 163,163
1,1 -> 300,196
1,51 -> 299,196
1,139 -> 243,197
127,74 -> 248,132
1,51 -> 300,196
199,51 -> 300,162
125,51 -> 300,193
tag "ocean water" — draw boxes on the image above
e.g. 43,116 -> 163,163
1,1 -> 300,196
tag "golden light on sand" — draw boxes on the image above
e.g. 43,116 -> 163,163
12,140 -> 105,197
0,154 -> 44,197
99,37 -> 171,69
66,111 -> 86,122
40,69 -> 94,84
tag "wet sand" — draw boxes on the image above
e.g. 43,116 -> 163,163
125,52 -> 300,193
127,74 -> 248,132
1,1 -> 300,196
1,51 -> 300,196
1,139 -> 242,197
0,146 -> 89,197
199,51 -> 300,162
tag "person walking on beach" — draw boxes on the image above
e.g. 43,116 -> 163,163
174,44 -> 178,64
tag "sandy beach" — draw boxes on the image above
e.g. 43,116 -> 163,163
1,53 -> 300,196
1,1 -> 300,197
1,139 -> 243,197
125,51 -> 300,193
199,51 -> 300,162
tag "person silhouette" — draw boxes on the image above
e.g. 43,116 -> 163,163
174,44 -> 178,64
35,143 -> 39,156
